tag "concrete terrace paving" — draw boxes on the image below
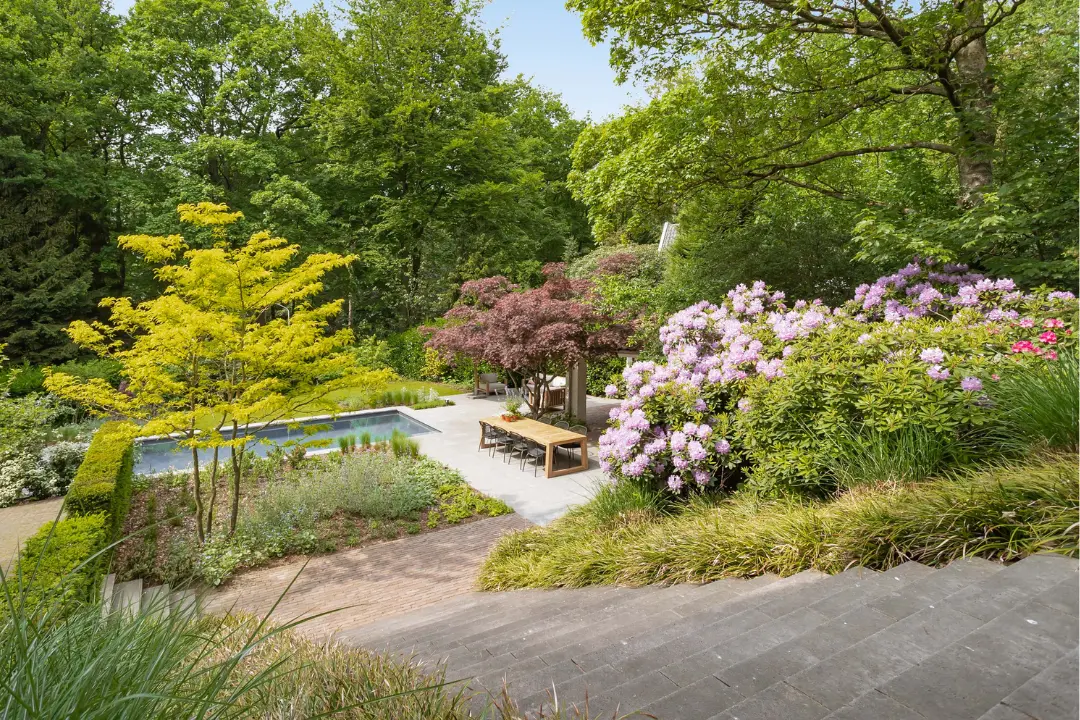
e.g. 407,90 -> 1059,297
408,393 -> 618,525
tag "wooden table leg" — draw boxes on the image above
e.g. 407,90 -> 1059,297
544,443 -> 554,478
548,439 -> 590,478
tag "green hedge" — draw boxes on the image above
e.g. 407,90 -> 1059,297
2,422 -> 136,617
5,514 -> 108,615
66,421 -> 136,541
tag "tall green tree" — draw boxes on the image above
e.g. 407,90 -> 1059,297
0,0 -> 134,362
304,0 -> 589,332
568,0 -> 1077,285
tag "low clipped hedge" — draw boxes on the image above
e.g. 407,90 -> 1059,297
3,423 -> 136,616
66,421 -> 137,541
4,514 -> 108,615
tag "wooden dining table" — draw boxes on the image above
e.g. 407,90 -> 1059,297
478,416 -> 589,478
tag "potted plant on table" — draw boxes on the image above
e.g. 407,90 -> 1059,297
501,396 -> 523,422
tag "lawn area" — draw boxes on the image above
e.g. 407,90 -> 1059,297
327,379 -> 467,403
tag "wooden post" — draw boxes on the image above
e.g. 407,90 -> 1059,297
568,361 -> 587,420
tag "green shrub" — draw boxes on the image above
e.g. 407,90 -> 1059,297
52,358 -> 124,388
66,422 -> 137,541
65,481 -> 115,516
4,513 -> 108,616
988,350 -> 1078,452
479,455 -> 1079,589
735,318 -> 1010,495
6,363 -> 45,396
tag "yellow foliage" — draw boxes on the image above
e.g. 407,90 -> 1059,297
177,202 -> 244,227
116,234 -> 186,263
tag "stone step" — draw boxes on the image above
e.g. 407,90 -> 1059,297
467,571 -> 830,710
140,583 -> 171,618
767,556 -> 1073,718
99,572 -> 116,617
169,588 -> 199,617
580,570 -> 898,716
379,587 -> 622,654
341,554 -> 1079,720
444,582 -> 705,662
112,578 -> 143,617
345,588 -> 571,649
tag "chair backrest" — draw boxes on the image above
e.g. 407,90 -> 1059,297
554,420 -> 570,429
570,424 -> 587,434
478,372 -> 498,383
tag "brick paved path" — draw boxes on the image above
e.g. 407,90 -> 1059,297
0,497 -> 64,571
204,513 -> 531,638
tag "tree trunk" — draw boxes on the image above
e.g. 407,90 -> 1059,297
205,447 -> 219,539
191,444 -> 204,543
953,0 -> 996,206
229,422 -> 242,536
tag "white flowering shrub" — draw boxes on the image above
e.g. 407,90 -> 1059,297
599,259 -> 1078,496
40,441 -> 89,493
0,453 -> 59,506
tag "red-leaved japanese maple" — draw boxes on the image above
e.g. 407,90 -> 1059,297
427,263 -> 629,417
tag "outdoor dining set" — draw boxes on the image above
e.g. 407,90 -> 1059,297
477,416 -> 590,478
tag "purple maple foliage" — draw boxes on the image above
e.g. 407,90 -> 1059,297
427,264 -> 630,417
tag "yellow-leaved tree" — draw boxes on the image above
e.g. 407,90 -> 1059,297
46,203 -> 390,540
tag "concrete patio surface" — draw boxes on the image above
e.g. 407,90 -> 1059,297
409,393 -> 618,524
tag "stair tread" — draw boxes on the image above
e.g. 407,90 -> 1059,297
336,554 -> 1079,719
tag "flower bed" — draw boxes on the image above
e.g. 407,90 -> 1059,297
115,451 -> 512,587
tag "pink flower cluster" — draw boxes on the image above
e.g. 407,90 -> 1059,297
1009,317 -> 1071,361
600,260 -> 1078,493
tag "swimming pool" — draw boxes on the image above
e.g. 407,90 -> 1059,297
133,409 -> 439,475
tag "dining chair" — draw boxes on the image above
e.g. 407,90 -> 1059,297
521,439 -> 547,476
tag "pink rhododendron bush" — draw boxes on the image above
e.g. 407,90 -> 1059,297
598,259 -> 1078,496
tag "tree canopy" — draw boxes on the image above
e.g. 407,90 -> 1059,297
0,0 -> 590,363
568,0 -> 1077,287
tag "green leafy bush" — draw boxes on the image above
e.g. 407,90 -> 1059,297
66,421 -> 137,541
735,318 -> 1008,495
65,481 -> 116,516
6,363 -> 45,396
479,455 -> 1079,589
52,358 -> 124,388
4,513 -> 108,616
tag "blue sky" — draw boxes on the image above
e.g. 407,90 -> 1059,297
108,0 -> 647,121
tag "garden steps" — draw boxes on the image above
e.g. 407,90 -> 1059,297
341,554 -> 1079,719
100,573 -> 200,618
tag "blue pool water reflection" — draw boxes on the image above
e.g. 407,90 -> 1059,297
133,409 -> 438,475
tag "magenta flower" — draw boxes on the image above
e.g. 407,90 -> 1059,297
1044,318 -> 1064,329
1039,331 -> 1058,345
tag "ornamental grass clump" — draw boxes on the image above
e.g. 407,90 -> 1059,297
1,572 -> 471,719
598,258 -> 1078,497
478,454 -> 1079,590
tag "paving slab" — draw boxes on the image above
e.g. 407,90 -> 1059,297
411,394 -> 619,524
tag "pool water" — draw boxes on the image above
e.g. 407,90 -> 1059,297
133,409 -> 438,475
